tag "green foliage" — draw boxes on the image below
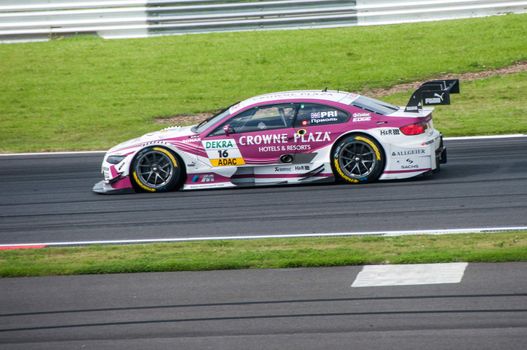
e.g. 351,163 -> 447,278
1,14 -> 526,152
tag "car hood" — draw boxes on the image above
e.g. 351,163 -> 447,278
108,125 -> 197,154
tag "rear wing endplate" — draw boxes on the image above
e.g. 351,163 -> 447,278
405,79 -> 460,112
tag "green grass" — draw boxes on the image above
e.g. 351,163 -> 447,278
1,14 -> 526,152
1,232 -> 526,277
384,71 -> 527,136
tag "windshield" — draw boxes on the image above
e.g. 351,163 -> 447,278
351,96 -> 399,115
192,106 -> 233,134
191,108 -> 229,134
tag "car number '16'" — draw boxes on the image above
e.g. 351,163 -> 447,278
202,139 -> 246,167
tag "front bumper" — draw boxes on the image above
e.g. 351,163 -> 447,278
93,153 -> 136,194
92,178 -> 135,195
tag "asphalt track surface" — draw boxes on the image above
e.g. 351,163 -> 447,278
1,262 -> 526,349
1,137 -> 527,244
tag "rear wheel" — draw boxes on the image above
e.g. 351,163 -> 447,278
333,135 -> 384,184
131,147 -> 182,192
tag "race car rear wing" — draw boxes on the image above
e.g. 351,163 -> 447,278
404,79 -> 460,112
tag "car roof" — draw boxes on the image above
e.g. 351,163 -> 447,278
229,90 -> 360,114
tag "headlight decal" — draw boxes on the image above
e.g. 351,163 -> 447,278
106,155 -> 126,164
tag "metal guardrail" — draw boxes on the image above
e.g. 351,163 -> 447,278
1,0 -> 526,42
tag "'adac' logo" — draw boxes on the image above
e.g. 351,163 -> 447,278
210,158 -> 244,166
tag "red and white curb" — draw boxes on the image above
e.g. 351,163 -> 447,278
0,150 -> 105,157
0,245 -> 47,251
0,226 -> 525,250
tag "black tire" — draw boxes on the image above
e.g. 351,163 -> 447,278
433,155 -> 441,173
332,134 -> 385,184
131,147 -> 182,193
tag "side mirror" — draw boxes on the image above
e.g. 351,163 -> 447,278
223,124 -> 234,135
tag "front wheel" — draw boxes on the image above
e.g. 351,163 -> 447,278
131,147 -> 182,192
333,135 -> 385,184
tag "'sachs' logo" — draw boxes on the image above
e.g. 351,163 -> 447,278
398,158 -> 418,169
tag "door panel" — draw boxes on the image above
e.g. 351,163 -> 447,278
292,102 -> 349,154
203,103 -> 297,167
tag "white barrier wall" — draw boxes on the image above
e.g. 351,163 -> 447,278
355,0 -> 527,25
1,0 -> 526,42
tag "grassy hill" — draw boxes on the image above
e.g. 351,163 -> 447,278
1,13 -> 526,152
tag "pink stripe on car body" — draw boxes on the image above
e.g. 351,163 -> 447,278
94,82 -> 458,194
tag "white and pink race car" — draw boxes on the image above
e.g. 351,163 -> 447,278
93,80 -> 459,194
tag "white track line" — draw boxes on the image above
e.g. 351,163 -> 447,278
0,135 -> 526,157
351,262 -> 468,287
444,134 -> 526,141
1,226 -> 526,249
